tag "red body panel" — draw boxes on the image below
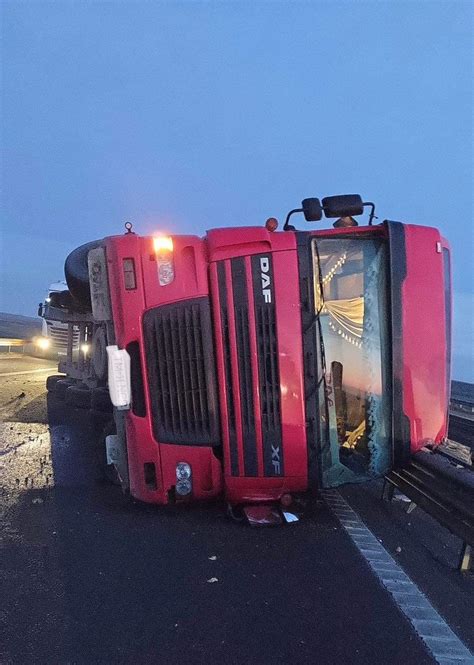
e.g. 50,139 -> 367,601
105,233 -> 222,504
271,251 -> 307,481
207,241 -> 307,504
206,226 -> 296,260
401,225 -> 449,450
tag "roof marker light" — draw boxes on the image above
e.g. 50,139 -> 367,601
265,217 -> 279,232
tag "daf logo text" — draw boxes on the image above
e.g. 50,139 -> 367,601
260,257 -> 272,303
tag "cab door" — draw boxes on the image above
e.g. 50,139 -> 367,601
386,221 -> 450,462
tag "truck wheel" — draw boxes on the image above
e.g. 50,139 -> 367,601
90,408 -> 113,429
46,374 -> 66,393
91,386 -> 113,413
65,384 -> 91,409
55,378 -> 76,399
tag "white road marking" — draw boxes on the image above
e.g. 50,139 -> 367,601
0,367 -> 57,377
323,489 -> 474,665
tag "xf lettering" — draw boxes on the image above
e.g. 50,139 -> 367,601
271,444 -> 281,474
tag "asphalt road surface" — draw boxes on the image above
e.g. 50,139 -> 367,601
1,354 -> 473,665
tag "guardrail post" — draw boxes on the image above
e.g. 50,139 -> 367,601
382,477 -> 395,502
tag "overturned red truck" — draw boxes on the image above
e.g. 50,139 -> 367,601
43,195 -> 452,506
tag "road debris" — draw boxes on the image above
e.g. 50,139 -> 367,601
282,511 -> 299,523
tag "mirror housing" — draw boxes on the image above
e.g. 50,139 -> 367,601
302,198 -> 323,222
322,194 -> 364,218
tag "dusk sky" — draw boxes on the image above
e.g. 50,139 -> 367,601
1,1 -> 472,380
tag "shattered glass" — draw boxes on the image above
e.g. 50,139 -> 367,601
312,237 -> 392,486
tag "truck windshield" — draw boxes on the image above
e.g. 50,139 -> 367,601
312,236 -> 392,487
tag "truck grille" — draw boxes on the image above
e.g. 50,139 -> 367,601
232,259 -> 257,476
47,322 -> 79,349
255,303 -> 282,474
216,255 -> 282,477
143,298 -> 220,446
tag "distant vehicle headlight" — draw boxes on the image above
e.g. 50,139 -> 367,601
36,337 -> 50,350
81,343 -> 90,355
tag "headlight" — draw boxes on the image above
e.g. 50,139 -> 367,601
176,463 -> 192,496
176,462 -> 191,480
81,343 -> 90,355
176,479 -> 192,496
36,337 -> 50,350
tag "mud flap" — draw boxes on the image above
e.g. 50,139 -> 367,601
105,416 -> 129,490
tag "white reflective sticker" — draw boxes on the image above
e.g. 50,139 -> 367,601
106,345 -> 131,409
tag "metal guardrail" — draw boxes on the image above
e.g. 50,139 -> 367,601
0,338 -> 32,352
448,413 -> 474,453
384,450 -> 474,572
437,439 -> 472,466
0,338 -> 30,346
451,380 -> 474,407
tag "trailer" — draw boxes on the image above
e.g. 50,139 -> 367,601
44,194 -> 452,508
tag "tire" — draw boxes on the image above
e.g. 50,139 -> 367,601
65,384 -> 91,409
90,408 -> 114,429
55,378 -> 76,399
46,374 -> 66,393
91,387 -> 113,413
65,240 -> 102,308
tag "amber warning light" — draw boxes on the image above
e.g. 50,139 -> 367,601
153,235 -> 175,285
153,235 -> 174,253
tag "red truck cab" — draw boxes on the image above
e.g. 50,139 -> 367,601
81,195 -> 452,506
